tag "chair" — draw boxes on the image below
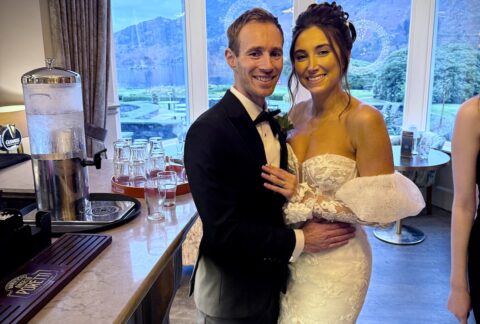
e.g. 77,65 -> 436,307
390,131 -> 446,214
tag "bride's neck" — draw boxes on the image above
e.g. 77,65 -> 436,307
311,90 -> 349,119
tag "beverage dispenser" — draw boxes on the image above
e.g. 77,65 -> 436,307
21,59 -> 91,221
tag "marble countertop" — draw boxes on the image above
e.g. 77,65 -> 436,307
0,159 -> 198,323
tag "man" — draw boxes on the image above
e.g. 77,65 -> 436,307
184,8 -> 355,323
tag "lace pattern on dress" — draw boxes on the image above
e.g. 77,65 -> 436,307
284,154 -> 359,225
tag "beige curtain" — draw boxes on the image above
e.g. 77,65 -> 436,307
48,0 -> 111,156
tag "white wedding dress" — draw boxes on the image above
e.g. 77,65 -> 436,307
278,152 -> 425,323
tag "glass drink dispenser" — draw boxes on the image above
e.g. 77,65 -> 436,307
21,59 -> 90,221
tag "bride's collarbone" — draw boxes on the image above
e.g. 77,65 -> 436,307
289,128 -> 355,163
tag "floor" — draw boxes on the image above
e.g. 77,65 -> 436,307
169,207 -> 476,323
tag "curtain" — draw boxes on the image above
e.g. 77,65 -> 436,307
48,0 -> 111,157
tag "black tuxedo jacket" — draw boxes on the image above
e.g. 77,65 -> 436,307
184,90 -> 296,318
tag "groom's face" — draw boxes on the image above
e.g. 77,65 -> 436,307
225,21 -> 283,107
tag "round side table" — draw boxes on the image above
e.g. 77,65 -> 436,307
373,146 -> 450,245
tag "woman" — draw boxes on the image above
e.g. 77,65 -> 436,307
261,2 -> 424,322
448,95 -> 480,323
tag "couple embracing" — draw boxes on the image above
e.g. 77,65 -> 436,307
184,2 -> 425,323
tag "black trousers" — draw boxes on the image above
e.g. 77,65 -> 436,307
469,214 -> 480,321
196,293 -> 279,324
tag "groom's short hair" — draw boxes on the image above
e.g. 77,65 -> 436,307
227,8 -> 284,56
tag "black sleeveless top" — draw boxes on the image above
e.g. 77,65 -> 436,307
477,152 -> 480,214
476,152 -> 480,218
470,151 -> 480,319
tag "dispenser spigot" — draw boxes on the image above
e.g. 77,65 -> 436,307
81,149 -> 107,169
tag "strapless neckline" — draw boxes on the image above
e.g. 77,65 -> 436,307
302,153 -> 356,166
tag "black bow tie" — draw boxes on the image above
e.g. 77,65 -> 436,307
253,109 -> 281,136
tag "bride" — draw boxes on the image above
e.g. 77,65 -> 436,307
261,2 -> 425,323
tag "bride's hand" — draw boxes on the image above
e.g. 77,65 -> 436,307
261,164 -> 297,200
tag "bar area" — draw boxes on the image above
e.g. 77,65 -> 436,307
0,159 -> 198,323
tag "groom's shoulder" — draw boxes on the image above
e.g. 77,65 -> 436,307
193,101 -> 226,127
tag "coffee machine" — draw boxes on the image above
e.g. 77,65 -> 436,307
21,59 -> 139,230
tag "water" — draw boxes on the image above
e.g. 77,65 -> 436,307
26,112 -> 86,157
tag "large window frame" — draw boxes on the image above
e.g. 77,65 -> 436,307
109,0 -> 437,137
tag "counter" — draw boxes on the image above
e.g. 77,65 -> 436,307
0,159 -> 198,323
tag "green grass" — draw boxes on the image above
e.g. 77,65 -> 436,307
429,103 -> 461,116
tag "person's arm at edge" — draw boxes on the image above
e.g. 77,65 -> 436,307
448,97 -> 480,323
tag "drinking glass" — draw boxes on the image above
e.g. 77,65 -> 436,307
130,143 -> 147,162
129,160 -> 146,187
157,171 -> 177,207
113,140 -> 131,161
144,177 -> 166,221
146,153 -> 166,179
134,139 -> 149,155
169,154 -> 186,183
418,135 -> 433,160
149,137 -> 165,155
114,160 -> 130,185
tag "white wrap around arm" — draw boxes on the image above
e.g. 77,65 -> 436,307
335,171 -> 425,224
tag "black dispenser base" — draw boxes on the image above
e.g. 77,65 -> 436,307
0,209 -> 51,279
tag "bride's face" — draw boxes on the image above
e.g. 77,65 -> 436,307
293,26 -> 343,96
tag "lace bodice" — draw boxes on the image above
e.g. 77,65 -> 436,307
302,154 -> 357,195
284,153 -> 362,225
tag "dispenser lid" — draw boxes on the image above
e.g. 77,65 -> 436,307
21,58 -> 81,85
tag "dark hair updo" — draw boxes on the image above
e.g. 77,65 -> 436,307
288,2 -> 357,107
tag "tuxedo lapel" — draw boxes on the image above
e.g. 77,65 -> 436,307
278,130 -> 288,170
220,90 -> 267,167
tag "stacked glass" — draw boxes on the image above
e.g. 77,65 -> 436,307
113,140 -> 131,185
113,137 -> 166,187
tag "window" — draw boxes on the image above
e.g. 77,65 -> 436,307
428,0 -> 480,141
316,0 -> 412,135
110,0 -> 474,144
206,0 -> 293,112
112,0 -> 189,152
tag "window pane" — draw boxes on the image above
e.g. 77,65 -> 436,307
316,0 -> 411,135
428,0 -> 480,141
112,0 -> 188,155
206,0 -> 293,112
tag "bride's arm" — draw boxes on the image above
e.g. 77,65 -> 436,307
283,182 -> 359,225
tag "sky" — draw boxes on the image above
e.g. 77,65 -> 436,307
112,0 -> 183,32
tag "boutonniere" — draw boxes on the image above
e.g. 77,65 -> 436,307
274,113 -> 294,136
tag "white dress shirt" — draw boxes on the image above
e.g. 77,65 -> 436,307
230,87 -> 304,262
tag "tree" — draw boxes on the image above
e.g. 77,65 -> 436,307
348,59 -> 377,90
432,44 -> 480,104
372,48 -> 407,102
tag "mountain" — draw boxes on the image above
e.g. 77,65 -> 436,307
113,0 -> 480,89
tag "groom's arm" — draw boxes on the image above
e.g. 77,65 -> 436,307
185,117 -> 296,267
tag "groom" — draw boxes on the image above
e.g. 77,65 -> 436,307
184,8 -> 356,323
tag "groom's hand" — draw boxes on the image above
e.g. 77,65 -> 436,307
302,220 -> 356,253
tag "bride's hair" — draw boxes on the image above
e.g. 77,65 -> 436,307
288,2 -> 357,112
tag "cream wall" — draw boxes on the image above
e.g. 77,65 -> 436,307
0,0 -> 50,106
